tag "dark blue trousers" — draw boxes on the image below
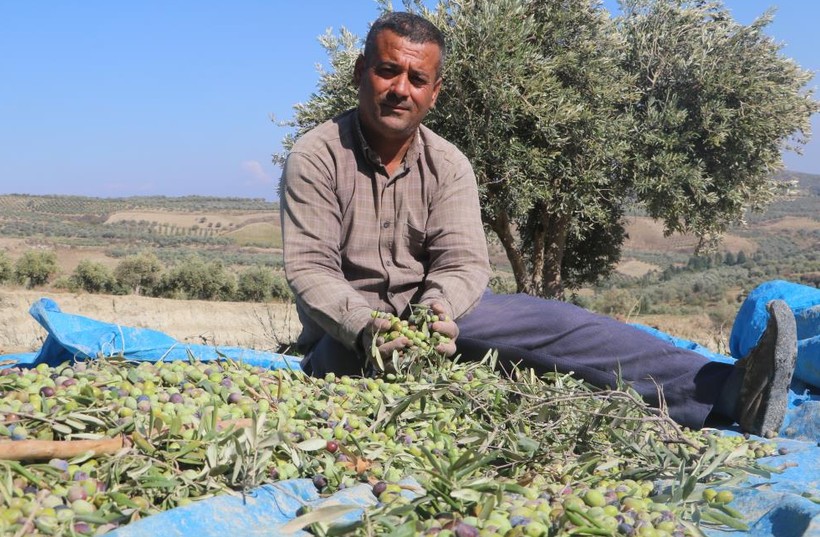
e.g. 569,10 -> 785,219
301,290 -> 733,429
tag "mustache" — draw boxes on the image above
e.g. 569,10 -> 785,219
381,93 -> 410,109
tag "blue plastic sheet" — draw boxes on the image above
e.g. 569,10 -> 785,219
1,288 -> 819,536
1,297 -> 302,371
730,280 -> 820,387
106,477 -> 423,537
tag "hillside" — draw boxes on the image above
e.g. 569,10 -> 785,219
0,171 -> 816,353
583,171 -> 820,350
0,194 -> 281,274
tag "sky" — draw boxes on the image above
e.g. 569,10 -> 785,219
1,1 -> 818,201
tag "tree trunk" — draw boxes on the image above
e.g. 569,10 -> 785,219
486,207 -> 530,293
540,210 -> 571,299
524,202 -> 550,296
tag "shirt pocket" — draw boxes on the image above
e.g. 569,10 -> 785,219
395,222 -> 428,270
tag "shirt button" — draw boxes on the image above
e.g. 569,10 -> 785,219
383,221 -> 391,228
385,260 -> 393,267
388,292 -> 395,298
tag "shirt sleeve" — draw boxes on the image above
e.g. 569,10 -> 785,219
418,154 -> 491,320
280,151 -> 373,350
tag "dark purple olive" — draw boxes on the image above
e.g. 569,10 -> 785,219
618,523 -> 634,535
73,521 -> 92,534
40,386 -> 55,397
312,474 -> 328,490
169,393 -> 184,404
227,392 -> 242,404
73,471 -> 90,482
509,515 -> 531,527
49,459 -> 69,472
453,521 -> 479,537
372,481 -> 387,498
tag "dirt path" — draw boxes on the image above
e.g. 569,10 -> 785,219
0,288 -> 301,355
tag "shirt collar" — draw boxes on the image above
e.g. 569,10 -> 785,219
353,110 -> 421,175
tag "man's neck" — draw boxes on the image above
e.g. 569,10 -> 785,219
358,120 -> 415,176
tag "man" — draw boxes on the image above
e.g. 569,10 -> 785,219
280,12 -> 797,436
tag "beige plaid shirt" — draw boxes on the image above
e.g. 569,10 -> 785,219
281,109 -> 490,352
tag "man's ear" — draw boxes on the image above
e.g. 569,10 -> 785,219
353,55 -> 365,87
430,77 -> 443,107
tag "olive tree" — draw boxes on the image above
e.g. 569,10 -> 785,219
0,252 -> 12,284
421,0 -> 635,296
277,0 -> 817,298
15,250 -> 58,289
159,257 -> 236,301
72,260 -> 115,294
114,252 -> 163,296
618,0 -> 818,251
237,266 -> 275,302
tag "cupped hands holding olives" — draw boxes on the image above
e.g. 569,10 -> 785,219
426,303 -> 458,357
364,303 -> 457,373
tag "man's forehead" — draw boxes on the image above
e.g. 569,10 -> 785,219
371,30 -> 441,69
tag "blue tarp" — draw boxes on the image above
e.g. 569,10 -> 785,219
1,297 -> 302,371
1,283 -> 819,536
631,280 -> 820,445
729,280 -> 820,388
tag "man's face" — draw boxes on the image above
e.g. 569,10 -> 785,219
354,30 -> 442,145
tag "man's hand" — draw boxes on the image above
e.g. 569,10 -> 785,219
361,316 -> 410,373
429,303 -> 459,357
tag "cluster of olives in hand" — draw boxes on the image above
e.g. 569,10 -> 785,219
370,305 -> 451,355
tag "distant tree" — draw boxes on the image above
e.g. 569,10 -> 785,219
0,252 -> 12,284
15,250 -> 58,289
160,257 -> 236,301
270,273 -> 294,301
114,253 -> 163,296
237,266 -> 275,302
736,250 -> 748,265
723,251 -> 736,266
71,260 -> 115,294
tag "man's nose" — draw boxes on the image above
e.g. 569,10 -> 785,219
390,73 -> 410,98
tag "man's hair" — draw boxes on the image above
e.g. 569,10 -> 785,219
363,11 -> 446,75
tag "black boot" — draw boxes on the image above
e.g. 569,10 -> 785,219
724,300 -> 797,437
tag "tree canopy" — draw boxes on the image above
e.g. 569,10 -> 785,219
277,0 -> 818,298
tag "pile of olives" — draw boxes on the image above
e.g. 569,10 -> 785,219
0,354 -> 781,536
